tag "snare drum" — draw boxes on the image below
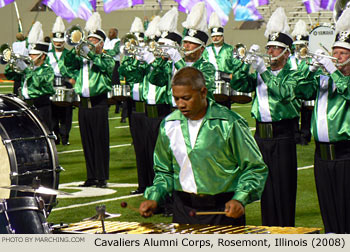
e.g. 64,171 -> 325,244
303,100 -> 315,110
0,197 -> 51,234
0,94 -> 60,214
51,87 -> 75,107
230,89 -> 252,104
72,93 -> 80,107
112,85 -> 131,102
213,81 -> 230,102
107,85 -> 118,105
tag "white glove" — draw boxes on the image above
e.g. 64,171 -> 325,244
249,44 -> 260,53
142,48 -> 155,64
165,47 -> 182,63
16,59 -> 28,71
308,57 -> 319,72
317,56 -> 337,74
251,56 -> 267,74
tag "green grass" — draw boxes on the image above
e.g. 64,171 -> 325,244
0,84 -> 324,232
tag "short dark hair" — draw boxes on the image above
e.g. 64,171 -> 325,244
172,67 -> 206,90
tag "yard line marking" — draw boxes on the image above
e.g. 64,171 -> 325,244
58,143 -> 132,154
231,105 -> 252,108
298,165 -> 314,170
0,85 -> 13,88
114,126 -> 129,129
52,194 -> 142,212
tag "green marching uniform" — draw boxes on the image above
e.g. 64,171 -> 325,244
203,43 -> 243,107
47,48 -> 73,145
5,63 -> 55,130
289,55 -> 313,144
64,48 -> 114,186
295,69 -> 350,233
231,61 -> 301,227
144,99 -> 268,224
104,37 -> 121,85
118,56 -> 150,193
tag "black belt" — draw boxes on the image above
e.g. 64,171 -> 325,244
25,95 -> 51,108
146,104 -> 171,118
255,118 -> 297,139
174,191 -> 234,209
316,141 -> 350,160
80,93 -> 107,108
134,101 -> 146,113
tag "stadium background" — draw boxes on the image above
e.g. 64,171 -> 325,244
0,0 -> 334,231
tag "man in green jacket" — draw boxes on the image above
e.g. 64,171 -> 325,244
139,67 -> 267,225
294,8 -> 350,233
64,13 -> 114,188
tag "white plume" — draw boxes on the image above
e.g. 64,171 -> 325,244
291,20 -> 309,37
264,7 -> 290,37
158,7 -> 178,32
145,16 -> 161,38
52,16 -> 65,33
336,8 -> 350,33
182,2 -> 208,33
28,21 -> 44,44
130,17 -> 145,33
208,12 -> 222,29
85,12 -> 102,33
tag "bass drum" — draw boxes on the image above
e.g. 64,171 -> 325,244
309,25 -> 335,54
0,94 -> 60,214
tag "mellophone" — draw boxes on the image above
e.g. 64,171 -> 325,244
54,220 -> 321,234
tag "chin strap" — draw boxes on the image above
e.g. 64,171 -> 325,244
336,57 -> 350,67
212,37 -> 224,45
54,43 -> 64,49
270,47 -> 290,61
32,53 -> 43,65
184,44 -> 203,56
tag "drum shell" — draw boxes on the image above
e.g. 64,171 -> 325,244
112,85 -> 131,102
0,197 -> 51,234
303,100 -> 315,110
213,81 -> 230,102
230,90 -> 252,104
0,95 -> 59,214
51,88 -> 75,107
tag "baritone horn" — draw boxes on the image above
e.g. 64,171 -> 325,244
233,43 -> 271,65
0,43 -> 34,73
64,25 -> 95,58
299,47 -> 338,62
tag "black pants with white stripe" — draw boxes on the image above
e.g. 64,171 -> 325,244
78,95 -> 109,182
255,119 -> 298,227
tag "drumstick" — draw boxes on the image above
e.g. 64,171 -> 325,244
189,210 -> 226,217
121,201 -> 139,212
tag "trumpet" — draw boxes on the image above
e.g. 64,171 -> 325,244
64,25 -> 95,59
233,43 -> 271,65
0,43 -> 34,73
147,40 -> 183,58
120,33 -> 144,56
299,47 -> 338,62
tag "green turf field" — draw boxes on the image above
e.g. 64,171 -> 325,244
0,84 -> 324,232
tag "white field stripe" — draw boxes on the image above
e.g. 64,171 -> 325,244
0,85 -> 13,88
72,116 -> 121,124
58,143 -> 131,154
51,194 -> 142,212
231,105 -> 251,109
74,125 -> 129,129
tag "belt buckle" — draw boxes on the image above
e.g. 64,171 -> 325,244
259,123 -> 273,138
320,143 -> 335,160
147,105 -> 158,118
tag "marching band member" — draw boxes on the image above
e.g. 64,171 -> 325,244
48,16 -> 74,145
202,12 -> 242,109
64,13 -> 114,188
149,2 -> 216,101
11,32 -> 28,96
139,67 -> 268,225
104,28 -> 121,85
5,21 -> 54,131
295,8 -> 350,234
290,19 -> 312,146
230,7 -> 301,227
119,17 -> 149,195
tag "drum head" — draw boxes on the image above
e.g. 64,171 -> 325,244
0,136 -> 11,199
309,25 -> 336,54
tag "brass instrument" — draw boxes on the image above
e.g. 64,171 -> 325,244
233,43 -> 271,65
64,25 -> 95,59
120,33 -> 143,56
299,47 -> 338,63
147,40 -> 183,58
0,43 -> 34,73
